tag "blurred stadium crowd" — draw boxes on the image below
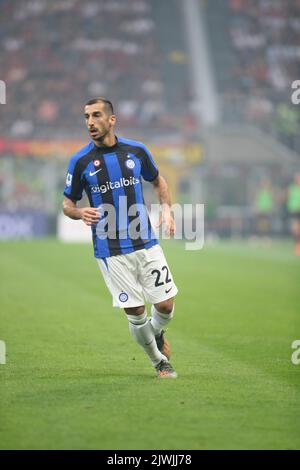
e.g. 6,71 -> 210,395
0,0 -> 193,139
207,0 -> 300,153
0,0 -> 299,248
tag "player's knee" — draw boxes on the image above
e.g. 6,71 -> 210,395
154,298 -> 174,315
124,306 -> 145,316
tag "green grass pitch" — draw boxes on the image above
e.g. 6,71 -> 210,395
0,239 -> 299,450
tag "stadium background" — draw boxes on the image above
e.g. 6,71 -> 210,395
0,0 -> 299,450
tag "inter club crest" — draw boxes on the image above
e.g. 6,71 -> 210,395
126,159 -> 135,169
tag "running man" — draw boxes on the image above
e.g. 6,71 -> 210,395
63,98 -> 178,378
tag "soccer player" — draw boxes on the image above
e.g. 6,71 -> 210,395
287,173 -> 300,256
63,98 -> 178,378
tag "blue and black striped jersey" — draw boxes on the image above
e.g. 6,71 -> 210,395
63,136 -> 159,258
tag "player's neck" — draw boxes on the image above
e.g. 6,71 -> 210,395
93,133 -> 116,148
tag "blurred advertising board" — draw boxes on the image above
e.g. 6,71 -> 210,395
0,211 -> 49,239
0,138 -> 203,165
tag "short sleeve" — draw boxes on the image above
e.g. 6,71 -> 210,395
139,145 -> 159,182
63,157 -> 84,201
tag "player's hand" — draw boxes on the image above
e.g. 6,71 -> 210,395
156,208 -> 176,237
80,207 -> 101,226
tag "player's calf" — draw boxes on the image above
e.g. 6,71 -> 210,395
150,301 -> 174,360
126,307 -> 168,367
150,301 -> 174,336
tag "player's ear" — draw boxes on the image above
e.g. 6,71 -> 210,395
110,114 -> 116,126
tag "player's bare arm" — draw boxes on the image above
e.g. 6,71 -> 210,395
63,196 -> 100,226
152,175 -> 176,236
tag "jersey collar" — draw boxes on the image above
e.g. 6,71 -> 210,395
92,135 -> 119,151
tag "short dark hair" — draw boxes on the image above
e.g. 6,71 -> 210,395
85,97 -> 114,115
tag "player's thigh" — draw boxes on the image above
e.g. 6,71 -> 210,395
138,244 -> 178,304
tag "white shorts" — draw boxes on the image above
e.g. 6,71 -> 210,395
97,244 -> 178,308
